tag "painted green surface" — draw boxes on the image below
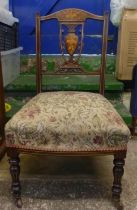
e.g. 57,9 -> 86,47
6,98 -> 26,119
111,101 -> 132,126
5,97 -> 132,126
5,56 -> 131,126
21,56 -> 116,74
5,74 -> 123,92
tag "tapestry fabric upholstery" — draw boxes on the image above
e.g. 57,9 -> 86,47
5,91 -> 130,151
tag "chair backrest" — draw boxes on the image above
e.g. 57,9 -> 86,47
36,8 -> 109,95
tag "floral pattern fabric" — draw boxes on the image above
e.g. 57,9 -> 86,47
5,92 -> 130,151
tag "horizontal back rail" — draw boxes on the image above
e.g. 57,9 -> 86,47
40,8 -> 105,22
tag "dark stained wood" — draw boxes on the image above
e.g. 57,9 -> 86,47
41,70 -> 101,76
40,8 -> 105,22
0,54 -> 6,159
36,9 -> 109,95
0,142 -> 6,160
112,151 -> 126,209
0,54 -> 6,145
6,146 -> 127,157
7,150 -> 22,208
36,13 -> 42,94
100,12 -> 109,95
131,116 -> 137,136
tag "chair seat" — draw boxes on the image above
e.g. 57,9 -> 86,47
5,91 -> 130,152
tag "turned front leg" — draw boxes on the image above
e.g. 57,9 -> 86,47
112,152 -> 126,209
8,150 -> 22,208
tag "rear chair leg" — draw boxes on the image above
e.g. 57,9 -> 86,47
7,150 -> 22,208
112,151 -> 126,210
131,117 -> 137,136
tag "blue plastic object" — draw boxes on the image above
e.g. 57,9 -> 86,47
10,0 -> 117,54
130,65 -> 137,117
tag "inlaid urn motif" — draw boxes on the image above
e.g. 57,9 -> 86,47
59,22 -> 84,71
65,33 -> 78,61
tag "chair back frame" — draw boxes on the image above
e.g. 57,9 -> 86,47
0,55 -> 6,145
36,8 -> 109,95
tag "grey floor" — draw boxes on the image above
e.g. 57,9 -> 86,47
0,138 -> 137,210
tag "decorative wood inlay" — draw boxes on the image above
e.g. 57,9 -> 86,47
37,10 -> 109,94
65,33 -> 78,56
41,8 -> 104,22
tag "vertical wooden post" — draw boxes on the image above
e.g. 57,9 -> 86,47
100,12 -> 109,95
0,54 -> 6,145
8,150 -> 22,208
112,151 -> 126,209
131,116 -> 137,136
36,13 -> 42,94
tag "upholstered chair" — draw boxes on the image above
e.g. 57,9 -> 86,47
3,9 -> 130,208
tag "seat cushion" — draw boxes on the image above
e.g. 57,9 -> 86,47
5,91 -> 130,152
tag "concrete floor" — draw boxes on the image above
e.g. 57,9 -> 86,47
0,138 -> 137,210
123,92 -> 131,111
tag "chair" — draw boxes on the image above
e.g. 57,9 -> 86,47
4,8 -> 130,208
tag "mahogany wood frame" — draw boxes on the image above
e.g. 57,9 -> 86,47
36,8 -> 109,95
0,8 -> 128,209
131,116 -> 137,136
0,54 -> 6,159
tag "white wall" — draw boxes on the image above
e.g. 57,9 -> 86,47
0,0 -> 9,10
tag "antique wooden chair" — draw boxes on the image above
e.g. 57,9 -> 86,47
4,9 -> 130,208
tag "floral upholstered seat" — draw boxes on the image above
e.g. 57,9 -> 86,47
1,9 -> 131,208
5,91 -> 130,152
